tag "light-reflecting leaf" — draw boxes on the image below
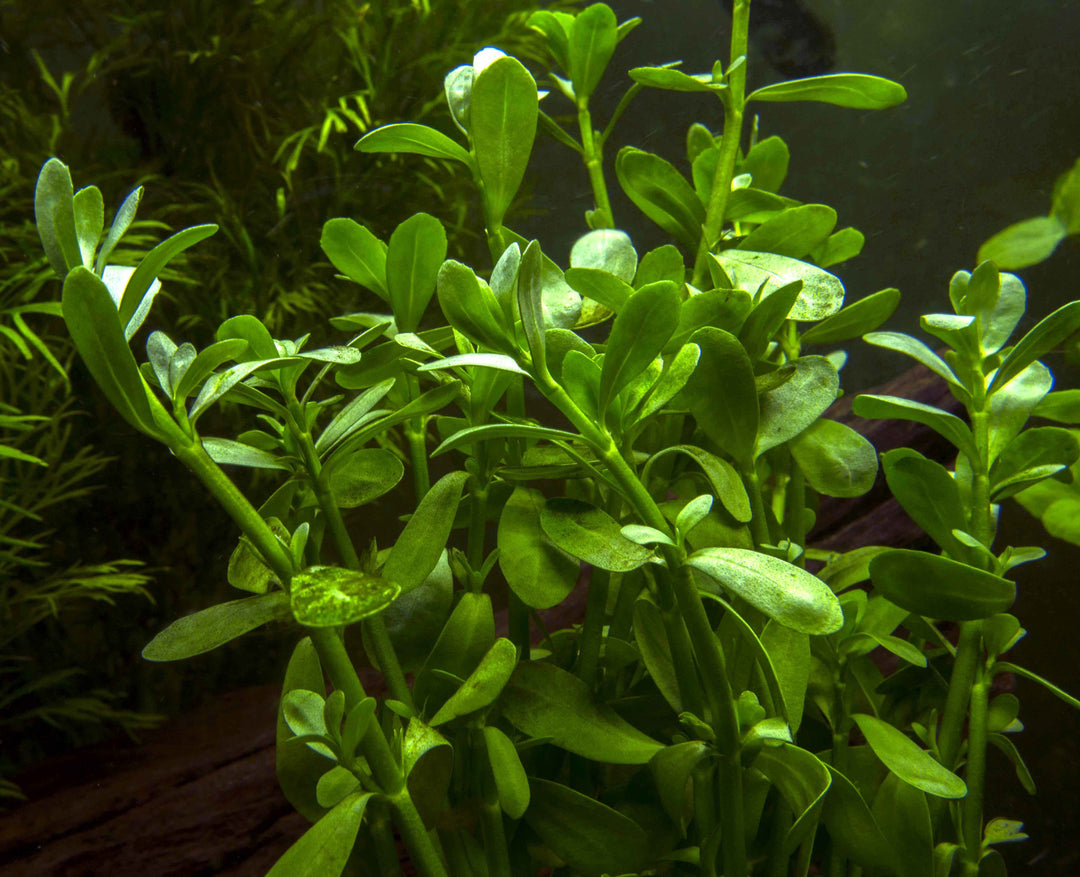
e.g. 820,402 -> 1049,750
748,73 -> 907,109
540,498 -> 653,571
687,547 -> 843,635
320,218 -> 388,299
790,418 -> 878,497
383,471 -> 469,594
712,249 -> 845,321
482,726 -> 530,818
290,566 -> 399,628
430,637 -> 517,725
385,212 -> 446,333
355,122 -> 472,164
756,355 -> 839,456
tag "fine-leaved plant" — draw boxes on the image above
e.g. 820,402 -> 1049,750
31,1 -> 1080,874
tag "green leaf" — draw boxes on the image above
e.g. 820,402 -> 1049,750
993,661 -> 1080,710
873,774 -> 934,877
524,778 -> 652,873
629,65 -> 717,93
599,281 -> 681,415
518,240 -> 547,372
403,719 -> 453,828
501,661 -> 664,763
540,498 -> 653,572
498,487 -> 579,609
616,147 -> 705,251
682,327 -> 758,465
636,342 -> 702,422
687,547 -> 843,634
633,598 -> 683,713
202,437 -> 287,471
568,2 -> 617,100
991,300 -> 1080,392
737,204 -> 838,259
762,622 -> 811,734
528,10 -> 571,70
436,260 -> 516,354
812,226 -> 866,268
645,444 -> 751,523
852,394 -> 978,461
571,228 -> 639,281
430,637 -> 517,725
790,419 -> 878,497
1034,389 -> 1080,423
325,447 -> 404,508
34,158 -> 79,278
95,184 -> 142,274
881,449 -> 969,556
991,426 -> 1079,499
383,471 -> 469,595
649,740 -> 709,830
118,224 -> 217,334
320,218 -> 388,299
800,288 -> 900,345
433,421 -> 583,457
748,73 -> 907,109
738,281 -> 803,361
72,184 -> 104,268
173,338 -> 250,401
712,250 -> 845,321
482,726 -> 531,818
756,355 -> 839,456
987,733 -> 1036,795
471,55 -> 538,226
414,592 -> 495,716
277,638 -> 330,822
853,713 -> 965,798
821,766 -> 900,876
869,550 -> 1016,621
977,215 -> 1067,271
385,213 -> 447,333
143,592 -> 290,661
61,268 -> 161,437
290,566 -> 400,628
266,792 -> 372,877
863,331 -> 965,390
418,352 -> 528,376
753,744 -> 831,852
379,552 -> 453,673
564,266 -> 633,312
741,135 -> 790,193
355,122 -> 473,164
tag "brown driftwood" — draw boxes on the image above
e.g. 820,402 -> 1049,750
0,366 -> 956,876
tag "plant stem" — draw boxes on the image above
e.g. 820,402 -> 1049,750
691,0 -> 750,289
960,661 -> 989,876
577,102 -> 613,227
576,567 -> 610,687
741,460 -> 772,549
404,372 -> 431,502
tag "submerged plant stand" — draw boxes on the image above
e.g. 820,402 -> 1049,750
2,363 -> 1014,877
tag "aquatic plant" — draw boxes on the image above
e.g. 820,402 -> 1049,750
32,1 -> 1080,874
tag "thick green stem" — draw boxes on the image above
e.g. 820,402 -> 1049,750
785,456 -> 807,566
576,567 -> 610,687
961,663 -> 989,876
828,671 -> 851,877
404,373 -> 431,502
690,0 -> 750,289
741,461 -> 772,549
577,102 -> 613,227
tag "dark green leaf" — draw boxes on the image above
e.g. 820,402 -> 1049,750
568,2 -> 617,100
430,637 -> 517,725
277,638 -> 330,822
315,379 -> 396,455
800,288 -> 900,345
498,487 -> 579,609
564,266 -> 633,312
753,744 -> 831,852
173,339 -> 250,401
683,327 -> 758,465
616,147 -> 705,251
34,158 -> 79,278
290,566 -> 400,628
991,300 -> 1080,392
629,66 -> 717,93
687,547 -> 843,634
325,447 -> 404,508
433,422 -> 582,457
872,774 -> 933,877
600,281 -> 681,415
72,184 -> 104,268
649,740 -> 710,830
383,471 -> 469,594
501,661 -> 664,764
869,550 -> 1016,621
790,419 -> 878,497
202,437 -> 288,470
266,792 -> 372,877
881,449 -> 969,556
402,718 -> 452,828
748,74 -> 906,109
143,592 -> 290,661
741,135 -> 790,193
541,498 -> 653,571
355,122 -> 472,164
320,218 -> 388,299
737,205 -> 837,259
483,726 -> 531,818
822,766 -> 900,876
633,599 -> 682,712
386,213 -> 447,333
812,226 -> 865,268
379,552 -> 453,673
991,427 -> 1079,499
118,224 -> 217,334
988,733 -> 1036,795
518,240 -> 547,372
472,55 -> 538,226
636,343 -> 701,421
853,714 -> 965,798
414,592 -> 495,716
852,394 -> 978,461
525,777 -> 652,873
436,260 -> 516,353
645,444 -> 751,522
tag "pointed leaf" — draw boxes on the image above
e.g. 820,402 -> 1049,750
482,726 -> 531,818
991,300 -> 1080,392
143,592 -> 290,661
748,74 -> 907,109
266,792 -> 372,877
320,218 -> 388,299
355,122 -> 472,164
853,394 -> 978,461
869,549 -> 1016,621
383,471 -> 469,594
800,288 -> 900,346
853,713 -> 965,798
541,498 -> 652,571
430,637 -> 517,725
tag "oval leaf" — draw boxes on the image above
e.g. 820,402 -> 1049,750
355,122 -> 472,164
290,566 -> 400,628
853,713 -> 966,799
748,74 -> 907,110
869,549 -> 1016,621
143,592 -> 290,661
540,498 -> 653,572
